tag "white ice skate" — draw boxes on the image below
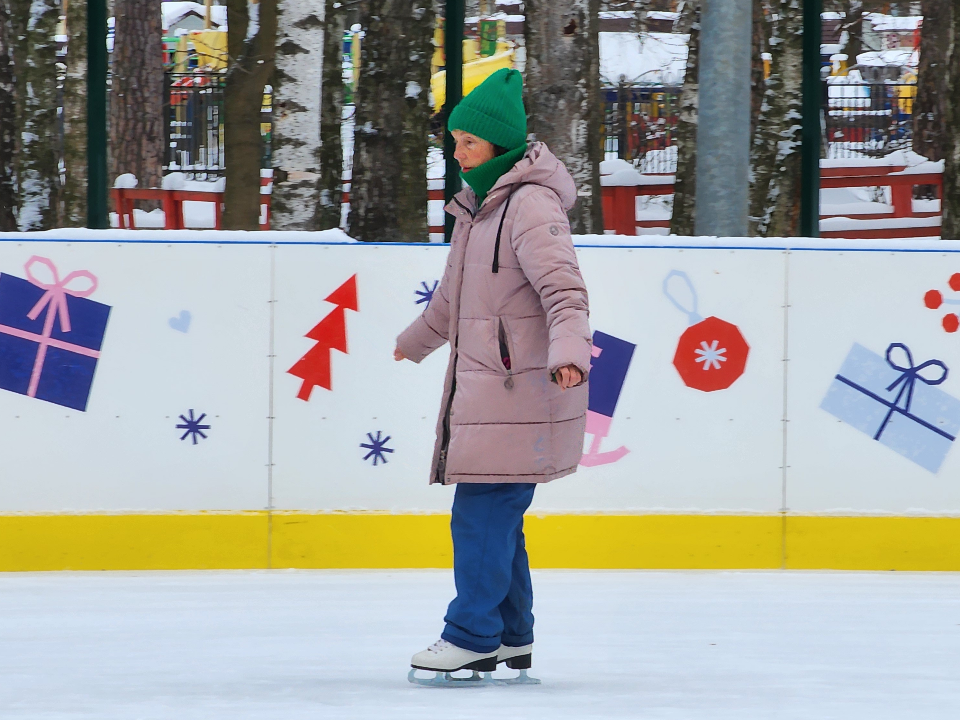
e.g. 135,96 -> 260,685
407,640 -> 540,687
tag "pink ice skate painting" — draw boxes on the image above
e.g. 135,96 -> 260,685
581,330 -> 635,467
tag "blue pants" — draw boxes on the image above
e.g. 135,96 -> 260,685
441,482 -> 536,654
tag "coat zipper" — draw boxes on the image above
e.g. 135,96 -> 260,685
436,333 -> 459,485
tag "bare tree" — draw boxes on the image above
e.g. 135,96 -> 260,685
669,0 -> 700,236
62,0 -> 87,226
914,0 -> 952,164
0,0 -> 16,230
942,1 -> 960,239
223,0 -> 277,230
315,0 -> 347,230
10,0 -> 60,230
397,0 -> 434,242
525,0 -> 604,235
110,0 -> 164,190
748,0 -> 803,237
272,0 -> 324,230
348,0 -> 433,243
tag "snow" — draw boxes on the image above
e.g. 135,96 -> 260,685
820,215 -> 941,232
599,158 -> 634,173
161,2 -> 228,31
113,173 -> 138,189
865,13 -> 923,32
1,570 -> 958,719
821,201 -> 892,216
856,49 -> 918,69
600,167 -> 675,187
600,32 -> 688,86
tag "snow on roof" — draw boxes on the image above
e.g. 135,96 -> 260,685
865,13 -> 922,32
600,32 -> 688,86
856,49 -> 918,68
162,2 -> 228,31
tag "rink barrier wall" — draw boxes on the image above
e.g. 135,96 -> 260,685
3,512 -> 960,571
3,232 -> 960,572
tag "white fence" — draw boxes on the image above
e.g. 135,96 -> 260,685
2,231 -> 960,517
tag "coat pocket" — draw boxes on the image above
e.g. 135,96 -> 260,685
498,317 -> 515,389
497,317 -> 512,371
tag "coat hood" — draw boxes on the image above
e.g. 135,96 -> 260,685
452,142 -> 578,215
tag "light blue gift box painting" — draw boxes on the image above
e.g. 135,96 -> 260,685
821,342 -> 960,473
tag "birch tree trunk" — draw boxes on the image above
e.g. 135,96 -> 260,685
272,0 -> 323,230
11,0 -> 60,230
0,0 -> 16,230
525,0 -> 603,235
224,0 -> 277,230
315,0 -> 346,230
748,0 -> 803,237
914,0 -> 952,164
110,0 -> 164,189
941,3 -> 960,239
750,0 -> 767,141
669,0 -> 700,236
62,0 -> 87,226
348,0 -> 432,243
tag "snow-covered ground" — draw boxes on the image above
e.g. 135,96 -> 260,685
2,570 -> 958,719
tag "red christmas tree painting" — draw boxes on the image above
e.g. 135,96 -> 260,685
288,275 -> 359,401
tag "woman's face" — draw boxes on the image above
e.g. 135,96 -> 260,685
452,130 -> 496,171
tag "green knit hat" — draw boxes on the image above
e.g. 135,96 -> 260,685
448,68 -> 527,150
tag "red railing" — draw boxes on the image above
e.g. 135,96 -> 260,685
113,175 -> 272,231
115,164 -> 943,240
600,164 -> 943,239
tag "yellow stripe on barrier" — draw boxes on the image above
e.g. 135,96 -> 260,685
525,514 -> 782,569
2,512 -> 960,572
0,512 -> 269,571
270,512 -> 453,569
785,515 -> 960,571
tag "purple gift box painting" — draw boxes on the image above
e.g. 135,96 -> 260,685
0,257 -> 111,411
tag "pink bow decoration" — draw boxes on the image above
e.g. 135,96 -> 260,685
24,256 -> 98,334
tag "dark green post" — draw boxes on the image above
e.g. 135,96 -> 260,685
87,0 -> 108,229
443,0 -> 464,243
800,0 -> 822,237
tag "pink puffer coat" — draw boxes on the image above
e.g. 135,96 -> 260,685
397,142 -> 592,484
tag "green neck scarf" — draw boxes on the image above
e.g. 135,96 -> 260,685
461,144 -> 527,206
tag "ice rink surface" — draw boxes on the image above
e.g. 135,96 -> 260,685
2,570 -> 958,719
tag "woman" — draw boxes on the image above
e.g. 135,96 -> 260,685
395,68 -> 591,675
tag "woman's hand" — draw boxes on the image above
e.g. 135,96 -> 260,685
555,365 -> 582,390
394,346 -> 406,362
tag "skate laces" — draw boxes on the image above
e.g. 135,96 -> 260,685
426,639 -> 452,654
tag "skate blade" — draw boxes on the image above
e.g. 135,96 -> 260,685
482,669 -> 542,686
408,668 -> 541,687
408,668 -> 485,687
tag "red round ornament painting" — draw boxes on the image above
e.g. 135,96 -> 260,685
663,270 -> 749,392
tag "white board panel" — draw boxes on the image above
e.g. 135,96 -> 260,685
0,242 -> 271,511
787,248 -> 960,514
531,246 -> 786,512
271,244 -> 453,511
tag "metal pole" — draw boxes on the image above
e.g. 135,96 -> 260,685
87,0 -> 108,229
444,0 -> 464,243
694,0 -> 752,238
800,0 -> 822,237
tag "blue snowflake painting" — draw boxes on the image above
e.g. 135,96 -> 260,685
177,409 -> 211,445
415,280 -> 439,306
361,431 -> 394,466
